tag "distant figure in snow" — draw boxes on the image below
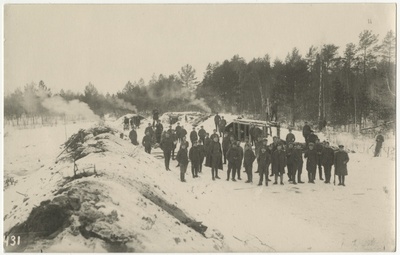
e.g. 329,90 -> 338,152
152,109 -> 159,127
160,132 -> 174,171
198,126 -> 206,145
214,113 -> 221,132
304,142 -> 318,183
293,143 -> 304,184
318,119 -> 327,132
142,131 -> 152,154
321,141 -> 334,184
175,122 -> 182,143
374,133 -> 385,157
271,143 -> 286,185
219,116 -> 227,136
145,123 -> 155,143
205,135 -> 223,181
302,121 -> 312,145
189,141 -> 201,178
190,127 -> 198,147
123,116 -> 130,130
129,127 -> 139,145
155,120 -> 163,144
334,145 -> 349,186
286,128 -> 296,144
243,143 -> 256,183
176,143 -> 189,182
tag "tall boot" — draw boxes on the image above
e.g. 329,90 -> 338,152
308,172 -> 312,183
298,173 -> 304,183
211,168 -> 215,181
280,175 -> 284,185
342,176 -> 345,186
273,175 -> 278,185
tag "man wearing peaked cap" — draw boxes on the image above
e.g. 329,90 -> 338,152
334,145 -> 349,186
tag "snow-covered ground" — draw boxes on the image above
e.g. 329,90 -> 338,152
3,114 -> 395,252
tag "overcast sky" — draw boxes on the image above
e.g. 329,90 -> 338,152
4,4 -> 396,95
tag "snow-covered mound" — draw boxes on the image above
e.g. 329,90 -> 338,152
4,126 -> 227,252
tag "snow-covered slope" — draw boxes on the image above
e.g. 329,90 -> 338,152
3,115 -> 395,252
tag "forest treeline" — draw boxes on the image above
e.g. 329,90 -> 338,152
4,30 -> 395,130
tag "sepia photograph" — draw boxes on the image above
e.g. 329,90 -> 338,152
3,3 -> 396,252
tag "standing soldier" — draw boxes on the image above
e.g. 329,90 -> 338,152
249,124 -> 256,146
190,127 -> 198,147
302,121 -> 312,145
129,126 -> 139,145
155,120 -> 164,144
219,116 -> 227,137
374,132 -> 385,157
308,130 -> 318,146
171,130 -> 178,160
198,125 -> 206,144
142,131 -> 153,154
145,123 -> 154,141
210,129 -> 220,141
321,141 -> 334,184
152,109 -> 159,127
129,117 -> 135,129
226,141 -> 240,181
315,139 -> 324,181
175,122 -> 182,143
167,125 -> 174,135
123,116 -> 130,130
286,128 -> 296,144
257,146 -> 271,186
205,136 -> 223,181
198,140 -> 206,173
160,132 -> 174,171
270,100 -> 278,122
272,143 -> 286,185
214,113 -> 221,132
237,141 -> 244,181
222,133 -> 230,164
304,143 -> 318,183
243,143 -> 256,183
293,143 -> 304,184
180,126 -> 187,144
176,143 -> 189,182
286,143 -> 295,183
334,145 -> 349,186
189,141 -> 201,178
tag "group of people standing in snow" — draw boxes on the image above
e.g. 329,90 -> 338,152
125,111 -> 350,186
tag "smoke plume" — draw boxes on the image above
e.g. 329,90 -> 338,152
41,96 -> 100,121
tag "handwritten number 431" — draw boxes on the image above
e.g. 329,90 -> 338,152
4,235 -> 21,246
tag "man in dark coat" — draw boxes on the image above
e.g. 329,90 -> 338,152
133,115 -> 141,128
190,127 -> 198,147
198,140 -> 206,173
155,120 -> 164,144
293,143 -> 304,184
160,132 -> 174,171
142,131 -> 152,154
374,133 -> 385,157
152,109 -> 159,127
210,129 -> 220,141
304,142 -> 318,183
226,142 -> 241,181
315,139 -> 324,181
308,131 -> 319,146
257,146 -> 271,186
176,143 -> 189,182
334,145 -> 349,186
171,130 -> 178,160
214,113 -> 221,132
189,141 -> 201,178
205,136 -> 223,180
175,122 -> 182,143
286,128 -> 296,144
198,126 -> 206,144
123,116 -> 129,130
145,123 -> 155,141
222,133 -> 230,164
302,121 -> 311,144
219,116 -> 227,136
286,143 -> 295,183
243,143 -> 256,183
272,143 -> 286,185
167,125 -> 174,135
180,127 -> 187,143
129,127 -> 139,145
321,141 -> 335,183
237,141 -> 244,180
